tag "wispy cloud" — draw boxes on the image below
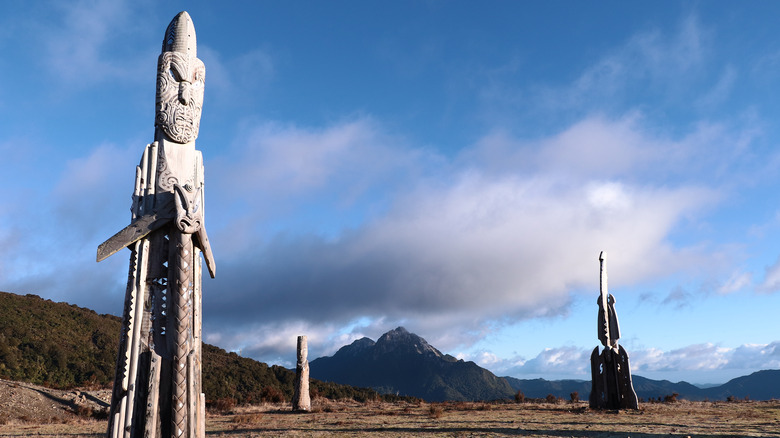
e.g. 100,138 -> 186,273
40,0 -> 154,86
198,46 -> 276,109
662,287 -> 694,309
695,65 -> 737,109
474,13 -> 715,132
717,270 -> 752,295
758,256 -> 780,293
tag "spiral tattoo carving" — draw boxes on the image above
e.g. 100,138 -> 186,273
156,51 -> 205,144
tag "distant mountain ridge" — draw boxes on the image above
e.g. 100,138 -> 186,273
312,326 -> 780,402
505,370 -> 780,402
310,327 -> 516,402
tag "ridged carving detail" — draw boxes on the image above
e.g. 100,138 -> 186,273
172,233 -> 193,437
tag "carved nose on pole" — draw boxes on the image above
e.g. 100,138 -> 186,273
179,81 -> 191,104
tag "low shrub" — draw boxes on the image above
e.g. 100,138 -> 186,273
208,397 -> 237,413
663,393 -> 679,403
261,386 -> 285,403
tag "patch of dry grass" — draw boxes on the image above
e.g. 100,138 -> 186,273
2,399 -> 780,437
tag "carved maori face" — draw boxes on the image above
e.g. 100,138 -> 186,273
156,51 -> 205,144
174,184 -> 203,234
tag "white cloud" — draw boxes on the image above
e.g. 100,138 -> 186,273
632,343 -> 730,374
209,168 -> 713,326
758,256 -> 780,293
471,341 -> 780,382
465,114 -> 762,190
216,118 -> 425,197
472,346 -> 591,379
197,111 -> 738,371
204,320 -> 315,367
586,181 -> 632,211
202,317 -> 400,368
717,271 -> 752,295
631,342 -> 780,379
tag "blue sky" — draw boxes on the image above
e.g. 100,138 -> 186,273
1,1 -> 780,385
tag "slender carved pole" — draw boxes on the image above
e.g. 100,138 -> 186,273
100,12 -> 214,437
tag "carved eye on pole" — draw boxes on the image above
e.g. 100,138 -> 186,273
191,64 -> 204,90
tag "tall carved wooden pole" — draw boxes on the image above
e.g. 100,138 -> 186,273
589,252 -> 638,410
97,11 -> 215,438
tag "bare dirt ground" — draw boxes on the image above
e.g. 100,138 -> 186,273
0,381 -> 778,438
0,378 -> 110,422
0,378 -> 111,436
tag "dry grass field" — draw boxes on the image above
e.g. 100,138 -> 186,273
1,398 -> 779,437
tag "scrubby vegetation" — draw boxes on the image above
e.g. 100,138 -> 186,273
0,291 -> 411,404
0,292 -> 119,388
202,343 -> 399,405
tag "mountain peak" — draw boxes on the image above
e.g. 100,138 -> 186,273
310,326 -> 516,401
334,337 -> 376,358
375,327 -> 442,358
378,326 -> 412,342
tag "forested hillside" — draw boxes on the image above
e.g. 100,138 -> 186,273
0,291 -> 402,404
0,292 -> 118,388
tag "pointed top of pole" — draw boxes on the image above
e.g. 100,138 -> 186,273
162,11 -> 197,57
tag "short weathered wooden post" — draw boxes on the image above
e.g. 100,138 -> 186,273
292,335 -> 311,411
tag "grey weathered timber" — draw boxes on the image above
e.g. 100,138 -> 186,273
99,11 -> 214,438
96,210 -> 174,263
292,335 -> 311,411
589,252 -> 639,410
